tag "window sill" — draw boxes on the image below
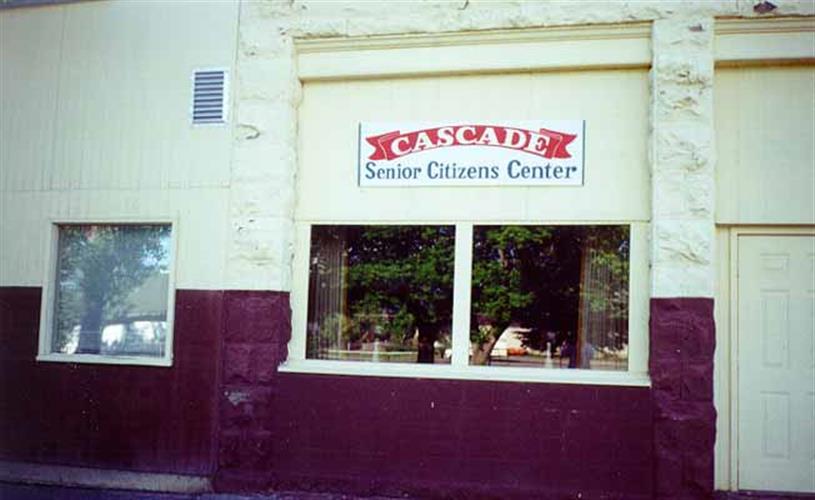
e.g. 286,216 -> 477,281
36,353 -> 173,367
279,359 -> 650,387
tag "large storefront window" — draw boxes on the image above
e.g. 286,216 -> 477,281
305,224 -> 630,372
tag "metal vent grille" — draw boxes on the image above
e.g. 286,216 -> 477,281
192,69 -> 227,125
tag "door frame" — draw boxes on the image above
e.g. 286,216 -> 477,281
714,225 -> 815,492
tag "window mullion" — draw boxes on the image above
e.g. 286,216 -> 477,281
451,223 -> 473,368
628,221 -> 649,375
289,223 -> 311,361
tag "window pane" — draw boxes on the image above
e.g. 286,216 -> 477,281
51,224 -> 172,357
307,225 -> 454,364
470,225 -> 629,371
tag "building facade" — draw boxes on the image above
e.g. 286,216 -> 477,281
1,1 -> 813,498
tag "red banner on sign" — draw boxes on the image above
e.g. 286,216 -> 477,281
365,124 -> 576,161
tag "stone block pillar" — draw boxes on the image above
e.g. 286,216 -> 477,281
650,17 -> 717,500
214,291 -> 291,492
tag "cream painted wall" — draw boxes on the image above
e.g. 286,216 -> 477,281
2,0 -> 813,297
712,64 -> 815,491
2,0 -> 814,491
715,66 -> 815,225
231,0 -> 815,293
298,70 -> 650,223
0,0 -> 239,289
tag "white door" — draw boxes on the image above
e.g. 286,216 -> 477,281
737,234 -> 815,493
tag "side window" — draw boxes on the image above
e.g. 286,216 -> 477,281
39,223 -> 174,365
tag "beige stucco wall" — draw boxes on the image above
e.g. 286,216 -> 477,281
1,0 -> 813,492
2,0 -> 813,296
298,70 -> 650,222
229,0 -> 813,296
0,0 -> 238,289
715,66 -> 815,225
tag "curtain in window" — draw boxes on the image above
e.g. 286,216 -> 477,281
577,244 -> 628,370
307,227 -> 347,359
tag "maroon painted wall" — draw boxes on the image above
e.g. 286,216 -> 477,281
0,287 -> 221,476
214,291 -> 656,499
650,298 -> 716,499
1,287 -> 717,499
273,375 -> 653,499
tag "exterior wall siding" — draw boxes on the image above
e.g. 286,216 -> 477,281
0,0 -> 238,290
1,0 -> 813,498
0,287 -> 222,475
212,290 -> 655,498
230,0 -> 814,294
715,66 -> 815,225
0,286 -> 657,497
265,375 -> 653,499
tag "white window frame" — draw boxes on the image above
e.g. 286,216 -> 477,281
282,220 -> 650,387
37,218 -> 178,367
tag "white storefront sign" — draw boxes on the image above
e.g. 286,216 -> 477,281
358,121 -> 585,187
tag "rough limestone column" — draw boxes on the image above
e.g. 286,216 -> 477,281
649,17 -> 717,499
215,2 -> 299,491
225,2 -> 299,293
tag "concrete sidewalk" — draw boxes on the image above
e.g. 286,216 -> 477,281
4,482 -> 814,500
0,483 -> 401,500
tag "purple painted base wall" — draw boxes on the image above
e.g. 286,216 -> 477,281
272,375 -> 652,499
0,288 -> 717,499
0,287 -> 221,475
215,291 -> 655,499
650,298 -> 716,499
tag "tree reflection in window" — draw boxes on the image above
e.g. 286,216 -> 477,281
52,225 -> 171,357
306,224 -> 629,370
471,225 -> 629,370
307,225 -> 454,364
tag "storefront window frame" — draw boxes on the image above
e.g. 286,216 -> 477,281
283,220 -> 650,386
288,26 -> 654,386
36,218 -> 178,367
